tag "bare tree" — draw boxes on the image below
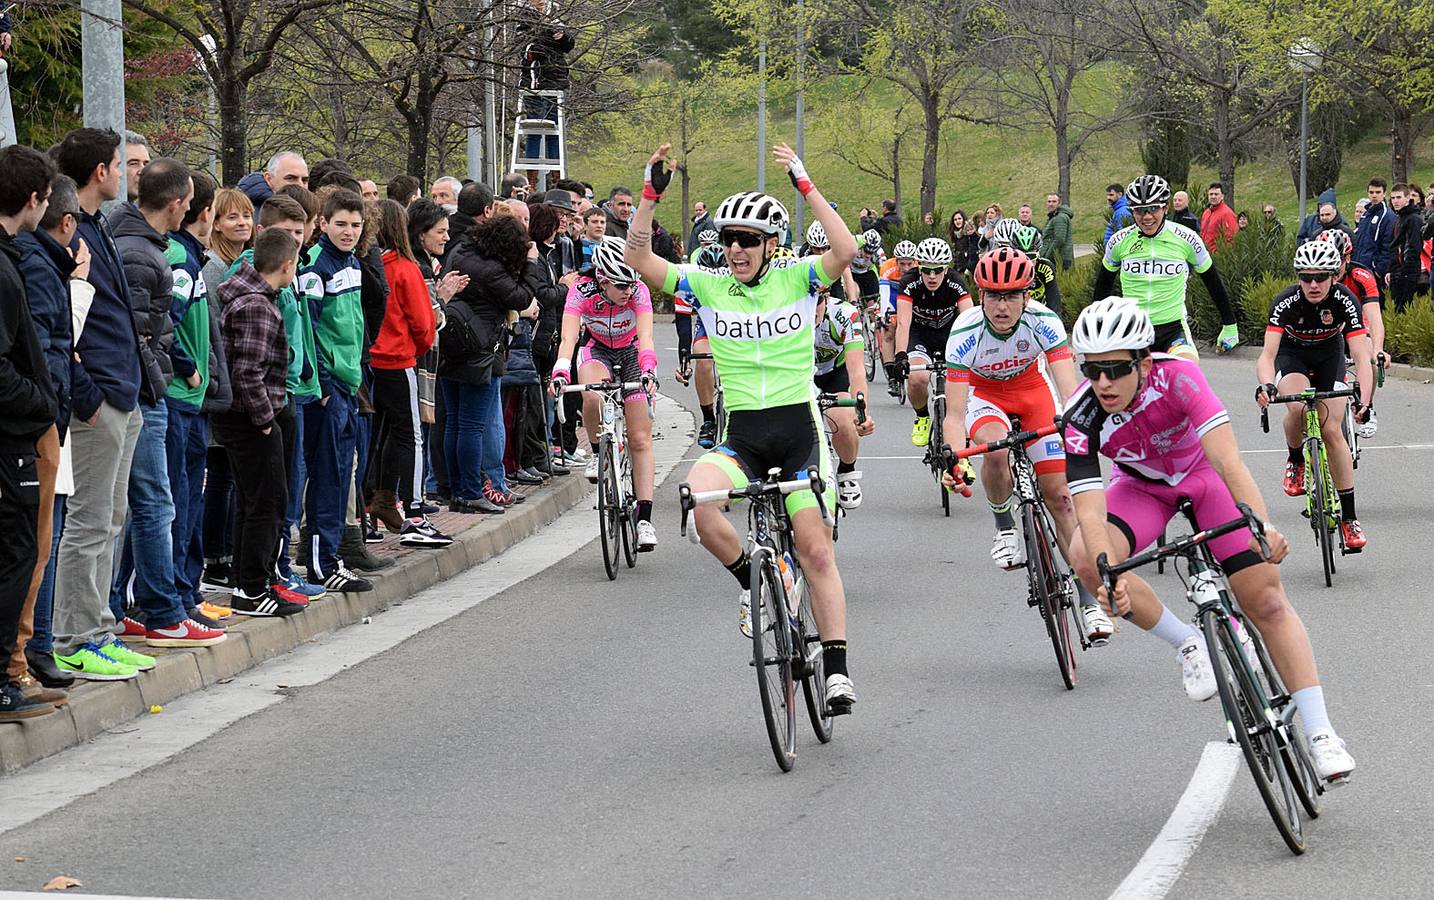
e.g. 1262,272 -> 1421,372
817,90 -> 917,215
984,0 -> 1141,202
121,0 -> 339,184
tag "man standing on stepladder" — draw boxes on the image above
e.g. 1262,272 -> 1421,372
622,142 -> 861,715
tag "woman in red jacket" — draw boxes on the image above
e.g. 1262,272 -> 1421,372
370,200 -> 452,548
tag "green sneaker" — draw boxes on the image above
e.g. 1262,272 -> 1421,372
54,643 -> 139,681
98,640 -> 156,672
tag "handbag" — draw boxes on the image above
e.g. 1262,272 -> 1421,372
417,368 -> 437,424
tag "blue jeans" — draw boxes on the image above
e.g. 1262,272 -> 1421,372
523,95 -> 560,160
280,395 -> 316,579
27,497 -> 64,655
110,399 -> 188,629
304,388 -> 357,580
440,376 -> 507,500
165,402 -> 208,609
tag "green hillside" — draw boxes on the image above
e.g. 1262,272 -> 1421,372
571,75 -> 1434,243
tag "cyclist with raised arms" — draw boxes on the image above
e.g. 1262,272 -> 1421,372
551,237 -> 661,551
1095,175 -> 1241,359
624,142 -> 861,714
1064,298 -> 1356,785
941,249 -> 1113,644
894,237 -> 973,447
1318,228 -> 1384,438
1255,240 -> 1374,550
873,240 -> 917,394
814,285 -> 875,509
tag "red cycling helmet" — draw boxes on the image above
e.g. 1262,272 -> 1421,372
974,248 -> 1035,291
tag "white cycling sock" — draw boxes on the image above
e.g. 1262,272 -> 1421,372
1150,606 -> 1199,648
1292,685 -> 1333,736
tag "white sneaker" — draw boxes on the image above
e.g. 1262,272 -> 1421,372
824,673 -> 855,713
990,529 -> 1025,569
738,589 -> 752,638
1355,408 -> 1377,440
584,456 -> 599,482
836,474 -> 863,509
1177,633 -> 1218,702
1082,604 -> 1113,646
1307,729 -> 1356,785
636,519 -> 657,551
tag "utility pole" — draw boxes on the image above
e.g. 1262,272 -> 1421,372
81,0 -> 128,199
756,38 -> 766,193
793,0 -> 805,239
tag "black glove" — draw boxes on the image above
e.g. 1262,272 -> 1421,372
647,158 -> 672,197
1255,383 -> 1276,403
893,351 -> 909,377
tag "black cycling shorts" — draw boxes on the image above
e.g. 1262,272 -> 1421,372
1274,338 -> 1347,392
700,401 -> 833,515
907,323 -> 950,363
1152,318 -> 1196,356
853,270 -> 880,302
814,365 -> 850,394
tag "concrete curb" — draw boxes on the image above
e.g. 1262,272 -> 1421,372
1213,344 -> 1434,384
0,471 -> 593,775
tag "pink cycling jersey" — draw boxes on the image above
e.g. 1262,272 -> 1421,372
564,276 -> 653,348
1063,354 -> 1230,495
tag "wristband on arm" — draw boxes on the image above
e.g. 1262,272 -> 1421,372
638,349 -> 659,374
787,156 -> 814,196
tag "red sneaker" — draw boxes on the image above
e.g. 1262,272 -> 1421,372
270,582 -> 311,607
119,616 -> 147,637
144,618 -> 227,648
1282,462 -> 1305,497
1339,519 -> 1366,552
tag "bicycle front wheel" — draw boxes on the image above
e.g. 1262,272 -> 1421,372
1203,612 -> 1307,854
1025,504 -> 1075,690
1245,615 -> 1323,819
598,439 -> 620,581
750,548 -> 797,771
863,314 -> 878,381
1305,438 -> 1335,587
619,450 -> 638,569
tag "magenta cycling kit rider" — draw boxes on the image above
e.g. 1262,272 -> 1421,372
1094,175 -> 1240,358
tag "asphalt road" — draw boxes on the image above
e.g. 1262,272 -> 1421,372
1,333 -> 1431,900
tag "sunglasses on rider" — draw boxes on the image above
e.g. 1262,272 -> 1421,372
1132,204 -> 1163,215
1297,272 -> 1333,284
919,266 -> 947,275
603,278 -> 636,294
1080,359 -> 1139,381
719,229 -> 766,249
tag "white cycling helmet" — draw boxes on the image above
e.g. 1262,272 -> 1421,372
990,217 -> 1023,248
914,237 -> 953,267
1124,174 -> 1172,207
1071,297 -> 1155,355
892,240 -> 918,260
592,236 -> 639,284
806,220 -> 829,249
1293,239 -> 1342,273
861,229 -> 883,252
696,228 -> 719,246
713,191 -> 788,236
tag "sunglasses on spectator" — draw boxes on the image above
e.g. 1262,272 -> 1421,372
1132,204 -> 1163,215
1297,272 -> 1334,283
1080,359 -> 1139,381
919,266 -> 947,275
720,229 -> 765,249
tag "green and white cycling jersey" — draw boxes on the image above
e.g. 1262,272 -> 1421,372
664,255 -> 834,411
1101,222 -> 1213,326
814,299 -> 864,376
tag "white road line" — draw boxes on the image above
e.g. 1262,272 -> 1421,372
0,893 -> 212,899
0,398 -> 696,837
1107,742 -> 1241,900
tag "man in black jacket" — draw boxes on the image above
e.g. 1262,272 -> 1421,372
0,145 -> 60,720
108,159 -> 220,646
1387,182 -> 1424,313
518,0 -> 574,163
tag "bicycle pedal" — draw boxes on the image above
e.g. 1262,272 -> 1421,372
826,700 -> 853,717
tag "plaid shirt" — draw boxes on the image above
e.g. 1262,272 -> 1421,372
219,260 -> 289,428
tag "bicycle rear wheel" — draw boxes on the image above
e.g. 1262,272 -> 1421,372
1025,504 -> 1075,690
1341,403 -> 1359,470
750,548 -> 797,771
714,387 -> 727,446
863,312 -> 878,381
798,583 -> 833,744
1202,612 -> 1306,854
930,396 -> 950,517
598,439 -> 620,581
1304,438 -> 1334,587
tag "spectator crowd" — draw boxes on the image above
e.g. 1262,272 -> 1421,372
0,124 -> 688,721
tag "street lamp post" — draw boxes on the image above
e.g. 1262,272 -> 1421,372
1288,39 -> 1321,224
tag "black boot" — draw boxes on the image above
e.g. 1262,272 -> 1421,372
25,646 -> 76,689
340,524 -> 396,572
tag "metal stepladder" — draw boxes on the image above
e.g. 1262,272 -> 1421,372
509,89 -> 567,183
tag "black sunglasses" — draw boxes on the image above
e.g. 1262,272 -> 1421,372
1132,204 -> 1163,215
919,265 -> 948,275
719,229 -> 765,249
1297,272 -> 1333,283
1080,359 -> 1139,381
603,278 -> 636,293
